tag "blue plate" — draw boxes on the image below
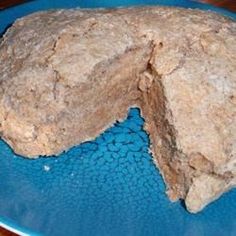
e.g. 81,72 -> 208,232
0,1 -> 236,236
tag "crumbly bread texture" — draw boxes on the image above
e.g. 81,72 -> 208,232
0,7 -> 235,213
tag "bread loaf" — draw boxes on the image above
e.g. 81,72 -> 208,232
0,7 -> 235,213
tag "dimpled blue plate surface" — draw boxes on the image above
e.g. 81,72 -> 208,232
0,1 -> 236,236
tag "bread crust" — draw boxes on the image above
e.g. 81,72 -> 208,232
0,7 -> 236,213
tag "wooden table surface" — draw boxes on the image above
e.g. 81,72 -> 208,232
200,0 -> 236,12
0,227 -> 16,236
0,0 -> 235,235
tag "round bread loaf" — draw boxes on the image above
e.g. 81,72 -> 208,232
0,7 -> 235,213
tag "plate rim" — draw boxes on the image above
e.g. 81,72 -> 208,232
0,215 -> 41,236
